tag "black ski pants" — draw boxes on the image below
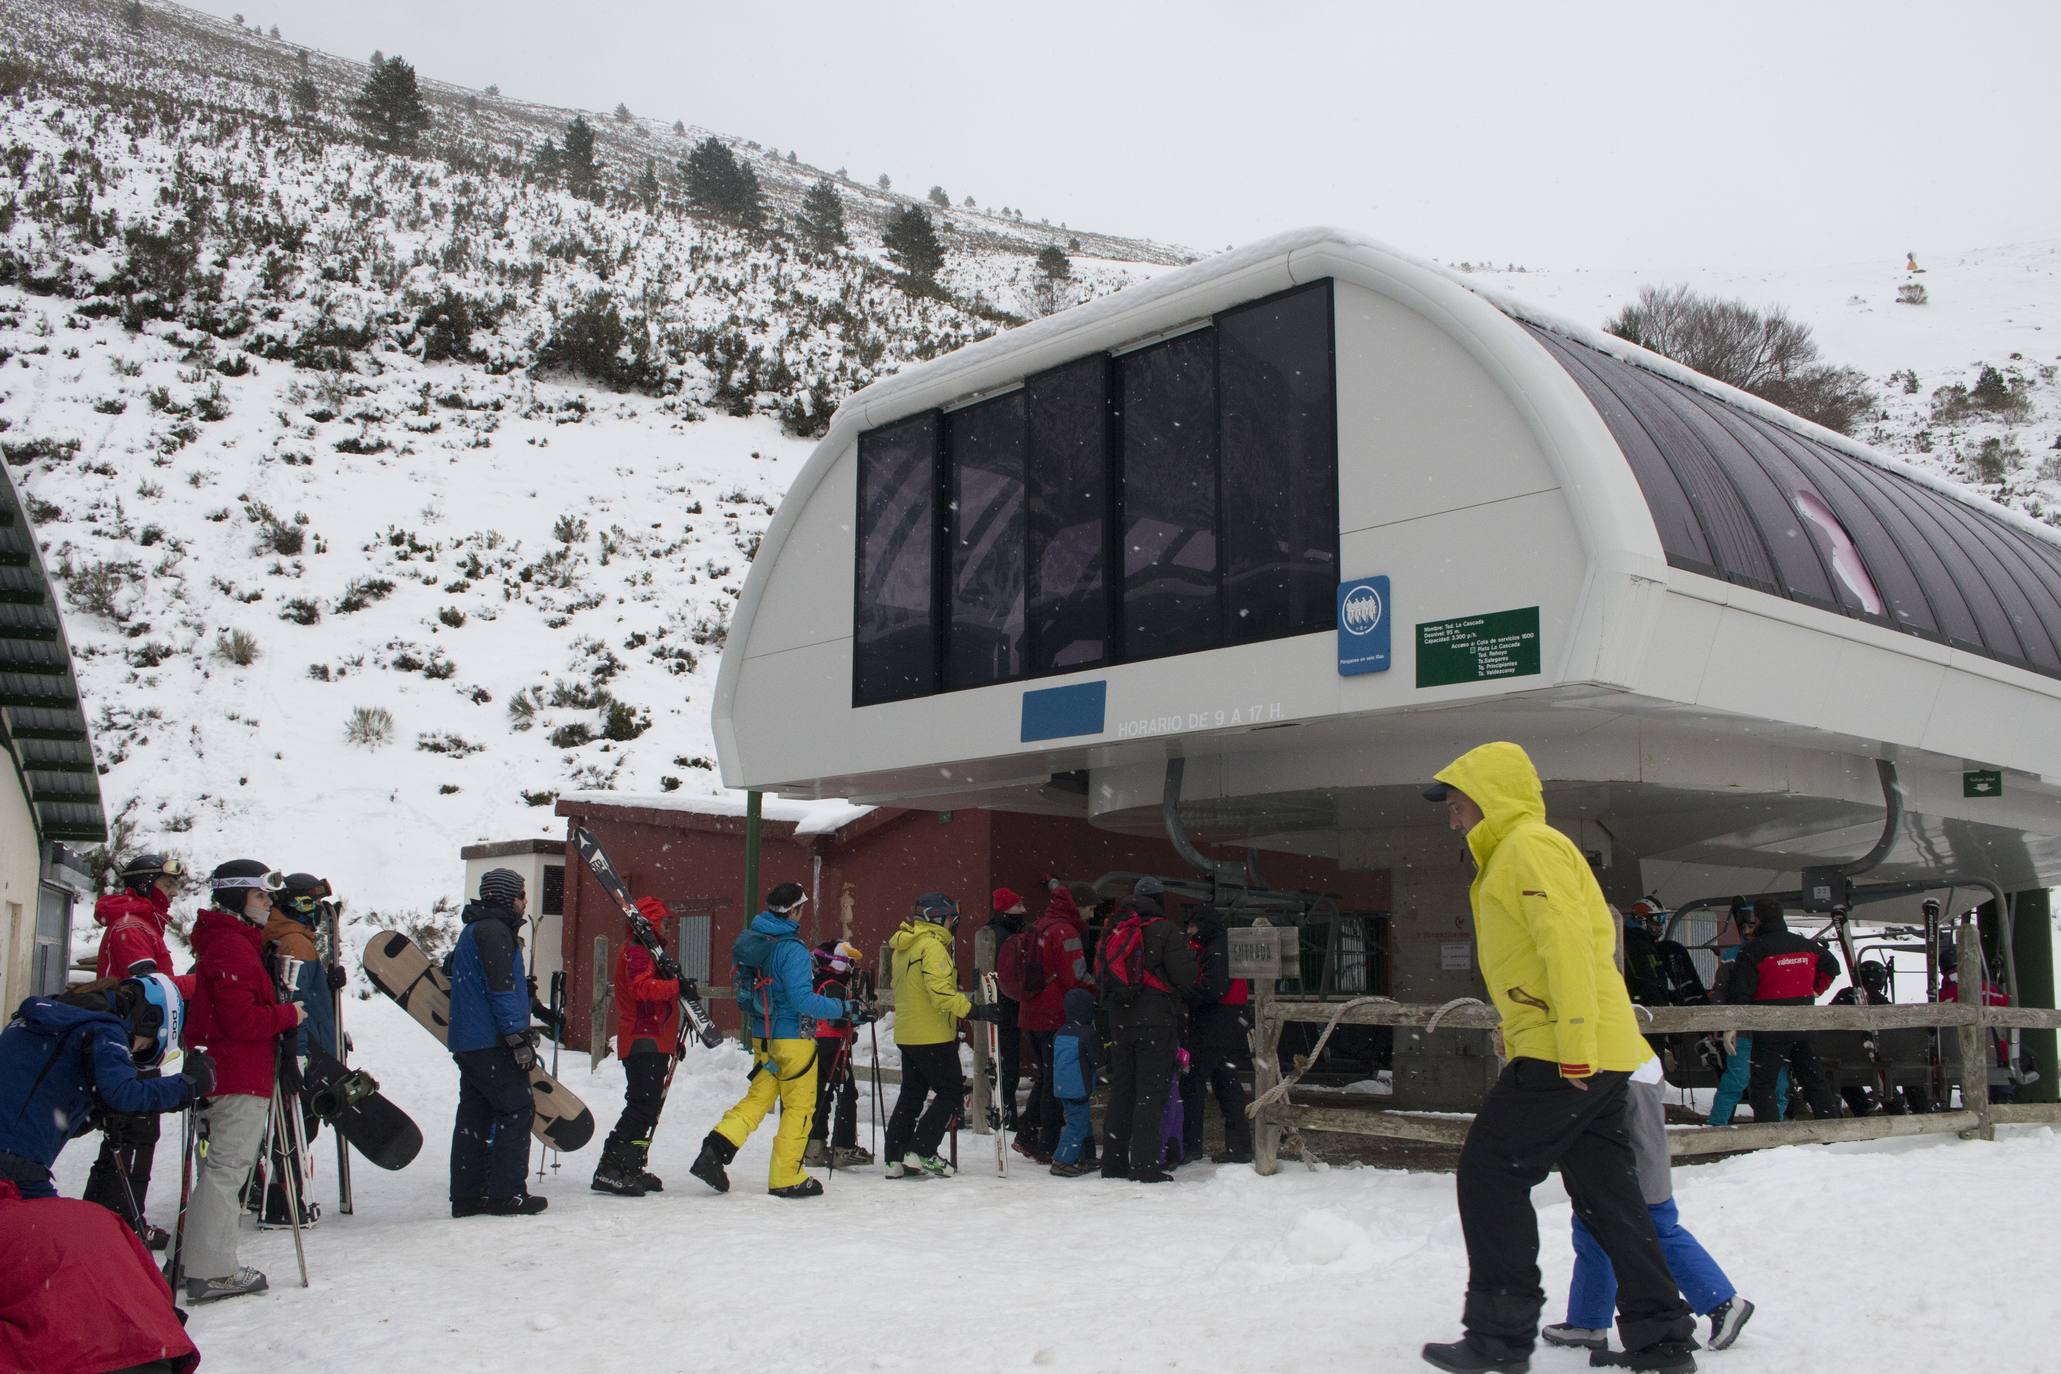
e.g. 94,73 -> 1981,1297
83,1071 -> 161,1225
1019,1029 -> 1056,1153
884,1041 -> 963,1162
1748,1031 -> 1839,1121
1180,1046 -> 1250,1157
450,1047 -> 532,1201
995,1017 -> 1022,1129
1455,1059 -> 1692,1360
808,1036 -> 859,1148
1104,1026 -> 1176,1173
602,1049 -> 673,1164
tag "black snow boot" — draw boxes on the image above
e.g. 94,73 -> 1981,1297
478,1192 -> 548,1217
769,1177 -> 824,1199
1420,1338 -> 1529,1373
689,1130 -> 737,1194
1589,1340 -> 1697,1373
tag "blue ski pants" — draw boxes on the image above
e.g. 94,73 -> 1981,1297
1707,1035 -> 1786,1125
1567,1197 -> 1736,1327
1053,1097 -> 1093,1164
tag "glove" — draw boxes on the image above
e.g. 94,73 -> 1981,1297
655,953 -> 683,983
965,1002 -> 1001,1024
844,1000 -> 876,1027
634,895 -> 669,925
181,1050 -> 217,1100
326,964 -> 347,991
503,1031 -> 537,1071
1721,1029 -> 1739,1056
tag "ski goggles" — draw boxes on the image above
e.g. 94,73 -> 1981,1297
215,870 -> 287,893
285,882 -> 334,914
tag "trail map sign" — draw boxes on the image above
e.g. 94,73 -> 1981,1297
1416,606 -> 1541,688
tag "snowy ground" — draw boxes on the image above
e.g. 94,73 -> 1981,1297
53,992 -> 2061,1373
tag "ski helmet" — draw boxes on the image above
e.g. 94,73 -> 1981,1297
282,872 -> 331,920
210,858 -> 283,916
912,892 -> 958,927
765,882 -> 807,915
122,970 -> 183,1069
119,853 -> 182,891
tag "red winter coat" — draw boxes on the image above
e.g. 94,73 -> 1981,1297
614,940 -> 681,1058
1019,888 -> 1092,1033
186,907 -> 298,1097
93,888 -> 199,1000
0,1180 -> 200,1373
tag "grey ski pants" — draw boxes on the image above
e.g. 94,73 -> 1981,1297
184,1093 -> 269,1281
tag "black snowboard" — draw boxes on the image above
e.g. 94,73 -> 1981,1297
302,1045 -> 423,1171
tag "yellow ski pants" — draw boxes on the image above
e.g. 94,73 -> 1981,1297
714,1037 -> 818,1189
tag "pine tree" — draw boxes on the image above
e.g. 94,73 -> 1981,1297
927,185 -> 949,208
797,178 -> 848,252
121,0 -> 146,30
532,139 -> 562,185
672,119 -> 685,135
269,23 -> 280,37
613,101 -> 632,122
636,159 -> 660,210
883,205 -> 945,290
682,136 -> 763,229
562,115 -> 597,200
350,55 -> 432,154
289,74 -> 319,118
876,172 -> 891,190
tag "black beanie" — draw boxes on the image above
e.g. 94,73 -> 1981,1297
479,868 -> 525,906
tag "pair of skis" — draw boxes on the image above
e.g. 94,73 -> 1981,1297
981,971 -> 1007,1177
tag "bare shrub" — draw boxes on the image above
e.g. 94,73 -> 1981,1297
344,705 -> 395,746
213,629 -> 261,666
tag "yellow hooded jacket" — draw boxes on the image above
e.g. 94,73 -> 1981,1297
888,919 -> 972,1046
1434,741 -> 1649,1077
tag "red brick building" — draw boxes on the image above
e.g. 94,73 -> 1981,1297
552,792 -> 1391,1049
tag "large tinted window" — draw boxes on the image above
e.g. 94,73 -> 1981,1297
1118,330 -> 1220,660
853,415 -> 939,706
1027,356 -> 1112,675
945,392 -> 1027,690
1218,282 -> 1338,639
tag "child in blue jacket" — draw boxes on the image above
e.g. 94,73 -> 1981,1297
1049,988 -> 1099,1177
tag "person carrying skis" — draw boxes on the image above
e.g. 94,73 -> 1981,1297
184,859 -> 306,1302
446,867 -> 549,1218
1724,898 -> 1840,1122
689,883 -> 867,1199
1542,1057 -> 1756,1356
1048,987 -> 1099,1177
0,971 -> 210,1201
984,887 -> 1030,1135
1180,906 -> 1254,1165
81,852 -> 195,1245
593,894 -> 686,1198
252,871 -> 341,1229
1098,891 -> 1197,1183
1014,879 -> 1092,1163
1418,744 -> 1695,1374
804,940 -> 871,1168
881,892 -> 997,1179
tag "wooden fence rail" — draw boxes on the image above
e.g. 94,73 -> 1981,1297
1247,930 -> 2061,1174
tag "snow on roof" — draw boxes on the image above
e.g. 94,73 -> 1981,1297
558,790 -> 874,836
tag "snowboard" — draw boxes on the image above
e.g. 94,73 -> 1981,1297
300,1044 -> 423,1171
569,824 -> 724,1049
360,930 -> 596,1152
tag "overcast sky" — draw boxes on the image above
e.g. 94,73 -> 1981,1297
192,1 -> 2060,271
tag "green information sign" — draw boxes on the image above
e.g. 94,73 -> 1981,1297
1416,606 -> 1542,688
1964,769 -> 2003,798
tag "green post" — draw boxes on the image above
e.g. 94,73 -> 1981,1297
2012,889 -> 2056,1103
742,789 -> 762,918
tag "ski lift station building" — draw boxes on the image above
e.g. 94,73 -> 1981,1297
712,228 -> 2061,1108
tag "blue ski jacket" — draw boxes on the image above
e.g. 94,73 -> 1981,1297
0,994 -> 190,1178
1052,988 -> 1099,1101
733,911 -> 847,1041
447,901 -> 529,1053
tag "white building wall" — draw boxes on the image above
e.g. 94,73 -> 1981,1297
0,779 -> 43,1013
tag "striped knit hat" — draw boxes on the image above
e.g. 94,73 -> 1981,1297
478,868 -> 526,906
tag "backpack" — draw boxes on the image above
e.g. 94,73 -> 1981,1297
996,928 -> 1044,1003
1102,915 -> 1172,1006
731,928 -> 800,1027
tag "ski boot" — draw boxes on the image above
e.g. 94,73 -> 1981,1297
802,1139 -> 830,1168
770,1177 -> 824,1199
905,1151 -> 954,1178
637,1169 -> 665,1192
1419,1337 -> 1529,1373
591,1162 -> 648,1197
1011,1138 -> 1049,1164
1130,1165 -> 1173,1183
1587,1341 -> 1697,1372
884,1159 -> 914,1179
186,1267 -> 269,1304
1705,1298 -> 1753,1351
689,1130 -> 738,1194
478,1192 -> 548,1217
830,1144 -> 873,1167
1541,1325 -> 1608,1351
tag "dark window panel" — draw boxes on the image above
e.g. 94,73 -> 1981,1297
1118,329 -> 1220,661
853,414 -> 941,706
1218,281 -> 1339,641
944,392 -> 1028,690
1026,356 -> 1112,675
540,864 -> 565,917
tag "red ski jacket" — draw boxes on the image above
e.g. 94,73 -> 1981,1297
1019,888 -> 1092,1033
0,1180 -> 199,1374
1726,920 -> 1838,1006
186,907 -> 299,1096
93,889 -> 197,999
614,940 -> 682,1058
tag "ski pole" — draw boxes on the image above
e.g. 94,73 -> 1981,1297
269,1073 -> 310,1288
164,1104 -> 198,1291
329,902 -> 354,1215
547,971 -> 565,1176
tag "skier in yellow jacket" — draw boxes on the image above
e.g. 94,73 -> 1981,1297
1419,742 -> 1696,1374
882,893 -> 997,1178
